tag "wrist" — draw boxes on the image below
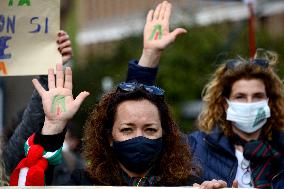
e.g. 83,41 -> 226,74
138,48 -> 162,68
41,117 -> 67,135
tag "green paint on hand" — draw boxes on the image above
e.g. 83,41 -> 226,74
51,95 -> 67,116
149,24 -> 163,41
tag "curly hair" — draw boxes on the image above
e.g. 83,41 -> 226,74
198,50 -> 284,138
83,88 -> 200,185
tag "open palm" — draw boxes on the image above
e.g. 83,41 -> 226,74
143,1 -> 187,51
32,64 -> 89,135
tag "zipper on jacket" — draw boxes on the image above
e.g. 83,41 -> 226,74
203,138 -> 219,150
228,161 -> 238,186
203,137 -> 234,157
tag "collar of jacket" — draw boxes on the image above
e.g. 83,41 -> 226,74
204,127 -> 284,157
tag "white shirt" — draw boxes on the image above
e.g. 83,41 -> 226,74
235,149 -> 254,188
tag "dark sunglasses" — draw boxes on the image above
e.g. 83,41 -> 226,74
117,82 -> 165,96
226,58 -> 269,70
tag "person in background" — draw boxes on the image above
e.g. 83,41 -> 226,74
2,30 -> 73,185
125,1 -> 284,188
192,49 -> 284,189
1,106 -> 83,185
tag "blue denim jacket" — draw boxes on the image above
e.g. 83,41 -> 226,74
127,59 -> 284,188
189,129 -> 284,188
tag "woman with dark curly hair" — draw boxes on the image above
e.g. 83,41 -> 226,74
81,82 -> 199,186
10,63 -> 227,188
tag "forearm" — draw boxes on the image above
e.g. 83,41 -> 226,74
41,118 -> 67,135
138,49 -> 162,68
126,47 -> 162,85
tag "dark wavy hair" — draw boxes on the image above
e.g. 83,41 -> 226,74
83,88 -> 199,185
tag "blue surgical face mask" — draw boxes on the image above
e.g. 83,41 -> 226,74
226,99 -> 271,133
112,136 -> 163,174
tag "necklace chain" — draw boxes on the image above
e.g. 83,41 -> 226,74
136,177 -> 145,186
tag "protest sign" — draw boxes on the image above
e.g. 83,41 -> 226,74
0,0 -> 61,76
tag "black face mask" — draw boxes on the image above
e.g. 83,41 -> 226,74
112,136 -> 163,174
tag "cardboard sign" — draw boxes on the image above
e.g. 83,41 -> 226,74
0,0 -> 61,76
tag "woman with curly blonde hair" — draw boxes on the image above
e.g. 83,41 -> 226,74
132,46 -> 284,187
133,45 -> 284,188
192,49 -> 284,188
199,50 -> 284,137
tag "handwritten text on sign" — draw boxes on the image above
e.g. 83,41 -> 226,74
0,0 -> 61,76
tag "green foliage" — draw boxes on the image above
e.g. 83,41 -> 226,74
73,21 -> 284,133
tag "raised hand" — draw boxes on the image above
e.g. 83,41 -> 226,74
57,30 -> 73,64
32,64 -> 89,135
144,1 -> 187,51
139,1 -> 187,67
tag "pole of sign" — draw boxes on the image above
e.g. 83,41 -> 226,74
248,3 -> 256,60
244,0 -> 256,60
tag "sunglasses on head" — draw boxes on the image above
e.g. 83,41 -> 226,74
226,58 -> 269,70
117,82 -> 165,96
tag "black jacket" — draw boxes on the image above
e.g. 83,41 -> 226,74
3,76 -> 48,175
65,169 -> 203,186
